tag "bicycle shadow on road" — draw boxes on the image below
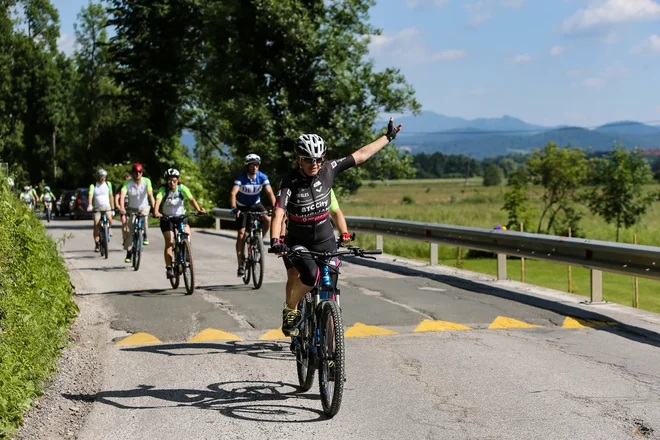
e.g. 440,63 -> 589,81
75,288 -> 182,297
197,284 -> 258,292
120,341 -> 292,362
62,380 -> 326,422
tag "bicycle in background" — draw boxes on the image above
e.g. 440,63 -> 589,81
241,210 -> 270,289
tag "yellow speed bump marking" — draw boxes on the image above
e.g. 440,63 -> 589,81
562,317 -> 616,328
115,332 -> 162,346
188,328 -> 242,342
344,322 -> 397,338
488,316 -> 543,329
258,328 -> 289,340
414,320 -> 472,333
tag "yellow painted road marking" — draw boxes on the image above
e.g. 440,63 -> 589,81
187,328 -> 242,342
344,322 -> 397,338
115,332 -> 162,346
258,328 -> 289,340
488,316 -> 543,329
562,317 -> 616,328
414,319 -> 472,332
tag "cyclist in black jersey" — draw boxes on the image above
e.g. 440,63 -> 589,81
270,117 -> 402,335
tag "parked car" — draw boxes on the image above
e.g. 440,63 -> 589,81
57,190 -> 75,216
70,188 -> 93,220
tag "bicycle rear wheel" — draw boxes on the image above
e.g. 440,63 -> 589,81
318,300 -> 345,417
132,229 -> 143,271
169,244 -> 180,289
296,293 -> 316,391
251,234 -> 264,289
242,238 -> 251,285
182,240 -> 195,295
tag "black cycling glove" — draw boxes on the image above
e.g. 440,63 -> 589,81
270,238 -> 289,254
385,118 -> 398,142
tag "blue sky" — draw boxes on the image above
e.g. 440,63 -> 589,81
54,0 -> 660,127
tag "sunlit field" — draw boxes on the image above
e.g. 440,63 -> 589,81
342,178 -> 660,313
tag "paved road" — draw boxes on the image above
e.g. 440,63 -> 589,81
50,219 -> 660,439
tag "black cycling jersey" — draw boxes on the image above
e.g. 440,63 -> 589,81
275,155 -> 356,244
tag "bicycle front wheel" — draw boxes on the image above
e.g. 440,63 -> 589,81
169,244 -> 180,289
182,240 -> 195,295
296,293 -> 315,391
318,300 -> 345,418
132,229 -> 143,271
251,234 -> 264,289
101,222 -> 109,259
46,207 -> 51,223
242,238 -> 251,285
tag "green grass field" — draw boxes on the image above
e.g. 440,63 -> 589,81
342,178 -> 660,313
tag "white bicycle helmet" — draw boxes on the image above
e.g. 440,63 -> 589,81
45,186 -> 50,191
97,169 -> 107,178
295,134 -> 326,158
23,186 -> 29,191
244,154 -> 261,165
164,168 -> 180,178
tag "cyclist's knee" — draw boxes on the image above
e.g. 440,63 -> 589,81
237,231 -> 246,241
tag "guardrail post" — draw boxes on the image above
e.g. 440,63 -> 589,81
430,243 -> 438,265
590,269 -> 603,303
376,234 -> 383,250
215,218 -> 220,230
497,254 -> 507,280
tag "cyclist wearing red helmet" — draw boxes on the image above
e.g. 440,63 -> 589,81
120,163 -> 155,263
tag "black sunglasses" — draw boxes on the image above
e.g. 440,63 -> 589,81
301,157 -> 323,164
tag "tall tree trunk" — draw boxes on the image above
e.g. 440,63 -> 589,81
52,129 -> 57,180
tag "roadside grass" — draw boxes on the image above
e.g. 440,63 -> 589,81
0,184 -> 78,437
345,179 -> 660,314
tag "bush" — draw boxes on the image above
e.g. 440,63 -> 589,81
0,183 -> 78,436
483,164 -> 504,187
402,194 -> 416,205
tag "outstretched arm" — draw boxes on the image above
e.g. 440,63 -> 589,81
351,118 -> 402,165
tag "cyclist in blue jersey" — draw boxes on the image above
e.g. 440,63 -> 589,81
230,154 -> 277,277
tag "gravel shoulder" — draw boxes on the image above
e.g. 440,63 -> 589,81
13,274 -> 111,439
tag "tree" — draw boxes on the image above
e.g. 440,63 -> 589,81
587,144 -> 656,241
502,169 -> 533,231
368,145 -> 416,181
482,164 -> 504,186
526,142 -> 588,234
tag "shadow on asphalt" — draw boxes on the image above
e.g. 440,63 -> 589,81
75,288 -> 183,297
119,341 -> 291,361
197,284 -> 256,292
350,258 -> 660,348
63,380 -> 326,421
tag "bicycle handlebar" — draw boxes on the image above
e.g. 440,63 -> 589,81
156,212 -> 204,221
268,245 -> 382,261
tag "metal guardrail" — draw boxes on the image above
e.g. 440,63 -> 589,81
212,208 -> 660,303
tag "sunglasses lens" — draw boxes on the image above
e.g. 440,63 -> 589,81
303,157 -> 322,164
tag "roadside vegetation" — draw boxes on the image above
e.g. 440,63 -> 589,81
0,183 -> 78,437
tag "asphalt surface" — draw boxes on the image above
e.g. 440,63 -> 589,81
50,218 -> 660,440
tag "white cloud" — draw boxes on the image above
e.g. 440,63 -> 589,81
582,77 -> 607,88
560,0 -> 660,35
465,0 -> 494,27
509,54 -> 532,63
57,33 -> 76,55
501,0 -> 525,7
369,28 -> 467,66
630,34 -> 660,55
470,87 -> 487,96
550,45 -> 564,55
406,0 -> 449,9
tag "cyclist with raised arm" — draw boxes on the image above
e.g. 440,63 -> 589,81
120,164 -> 155,263
230,154 -> 276,277
87,169 -> 115,252
153,168 -> 206,279
270,118 -> 402,335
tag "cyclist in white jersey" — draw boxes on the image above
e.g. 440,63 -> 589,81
87,169 -> 116,252
41,186 -> 56,220
153,168 -> 206,279
119,163 -> 155,263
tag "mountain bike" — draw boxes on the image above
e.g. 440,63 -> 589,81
99,212 -> 111,259
43,199 -> 53,223
161,213 -> 199,295
241,210 -> 270,289
130,213 -> 146,271
269,242 -> 381,418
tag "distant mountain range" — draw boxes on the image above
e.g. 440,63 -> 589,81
179,112 -> 660,159
378,111 -> 660,158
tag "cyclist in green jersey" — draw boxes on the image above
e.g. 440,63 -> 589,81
41,186 -> 56,219
19,186 -> 35,209
120,164 -> 155,263
153,168 -> 206,279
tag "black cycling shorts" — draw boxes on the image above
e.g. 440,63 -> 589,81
283,237 -> 338,287
237,203 -> 267,230
160,217 -> 188,233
